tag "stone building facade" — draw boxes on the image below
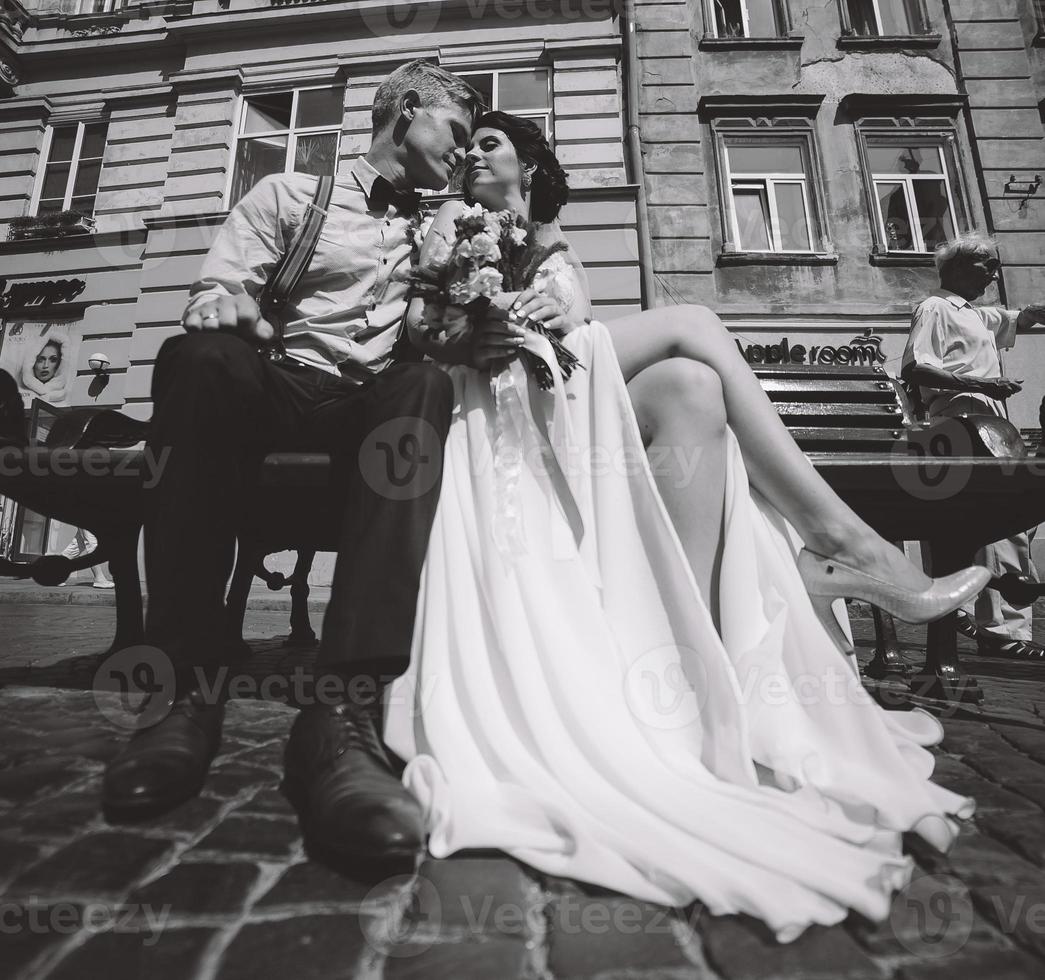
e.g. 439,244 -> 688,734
0,0 -> 1043,562
0,0 -> 639,558
631,0 -> 1045,426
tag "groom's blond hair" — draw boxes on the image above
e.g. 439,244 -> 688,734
372,60 -> 484,133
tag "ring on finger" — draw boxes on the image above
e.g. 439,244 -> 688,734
201,311 -> 219,322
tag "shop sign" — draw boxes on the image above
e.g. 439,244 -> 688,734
0,278 -> 87,313
735,330 -> 888,367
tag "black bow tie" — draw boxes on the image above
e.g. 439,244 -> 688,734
368,176 -> 422,214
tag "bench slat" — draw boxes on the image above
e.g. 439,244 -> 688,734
788,427 -> 906,452
751,364 -> 890,380
773,401 -> 906,425
759,379 -> 897,403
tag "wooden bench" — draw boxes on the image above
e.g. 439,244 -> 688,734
3,362 -> 1045,703
753,361 -> 914,684
754,361 -> 1045,702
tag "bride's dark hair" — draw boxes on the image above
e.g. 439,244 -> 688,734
466,110 -> 569,222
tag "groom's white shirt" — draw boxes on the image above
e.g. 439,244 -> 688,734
184,157 -> 418,381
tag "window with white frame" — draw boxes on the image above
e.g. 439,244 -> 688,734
31,120 -> 108,217
76,0 -> 127,12
844,0 -> 928,36
444,67 -> 552,194
462,67 -> 552,138
865,139 -> 961,253
708,1 -> 789,38
229,86 -> 344,205
721,139 -> 821,252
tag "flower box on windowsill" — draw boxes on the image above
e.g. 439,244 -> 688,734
698,34 -> 805,51
7,211 -> 97,242
868,250 -> 935,267
717,251 -> 838,267
837,32 -> 942,50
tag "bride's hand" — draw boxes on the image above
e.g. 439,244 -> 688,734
471,318 -> 526,371
511,290 -> 566,333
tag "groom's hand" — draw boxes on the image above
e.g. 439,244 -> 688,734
182,294 -> 275,347
470,318 -> 526,371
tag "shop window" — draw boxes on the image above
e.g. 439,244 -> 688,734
228,86 -> 344,205
707,1 -> 790,38
4,401 -> 62,561
30,120 -> 108,218
840,0 -> 930,37
860,136 -> 966,254
0,320 -> 80,559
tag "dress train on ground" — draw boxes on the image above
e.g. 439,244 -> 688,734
384,320 -> 973,943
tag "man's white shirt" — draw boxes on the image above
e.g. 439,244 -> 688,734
902,288 -> 1019,418
184,157 -> 419,382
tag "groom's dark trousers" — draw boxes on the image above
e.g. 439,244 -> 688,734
144,330 -> 453,684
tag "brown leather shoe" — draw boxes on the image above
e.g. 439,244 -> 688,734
102,686 -> 224,821
281,702 -> 424,870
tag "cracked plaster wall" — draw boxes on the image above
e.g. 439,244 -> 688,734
638,1 -> 995,375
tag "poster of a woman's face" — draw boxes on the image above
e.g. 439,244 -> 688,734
0,321 -> 81,409
33,341 -> 62,384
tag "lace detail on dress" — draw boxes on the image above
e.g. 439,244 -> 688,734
531,251 -> 576,314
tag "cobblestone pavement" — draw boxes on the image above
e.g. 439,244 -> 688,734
3,602 -> 1045,979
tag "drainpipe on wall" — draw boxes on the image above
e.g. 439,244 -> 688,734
619,5 -> 658,310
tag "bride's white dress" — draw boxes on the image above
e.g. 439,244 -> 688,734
384,255 -> 973,942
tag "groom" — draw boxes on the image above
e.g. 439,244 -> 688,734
102,61 -> 483,867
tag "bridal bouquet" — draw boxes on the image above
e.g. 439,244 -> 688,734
408,204 -> 581,390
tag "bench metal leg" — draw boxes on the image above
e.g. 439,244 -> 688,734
864,607 -> 909,679
909,537 -> 984,704
225,539 -> 263,659
286,549 -> 317,648
100,525 -> 144,654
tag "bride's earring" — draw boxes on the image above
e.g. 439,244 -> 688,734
521,173 -> 532,191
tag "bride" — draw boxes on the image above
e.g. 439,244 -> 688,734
385,110 -> 985,941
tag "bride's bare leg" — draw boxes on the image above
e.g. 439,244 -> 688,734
627,359 -> 727,626
607,305 -> 932,591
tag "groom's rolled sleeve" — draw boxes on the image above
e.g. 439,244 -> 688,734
183,175 -> 301,318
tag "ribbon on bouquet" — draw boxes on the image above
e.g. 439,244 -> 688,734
490,328 -> 586,565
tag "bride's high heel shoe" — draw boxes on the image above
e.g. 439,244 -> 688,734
798,551 -> 991,638
808,594 -> 856,655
